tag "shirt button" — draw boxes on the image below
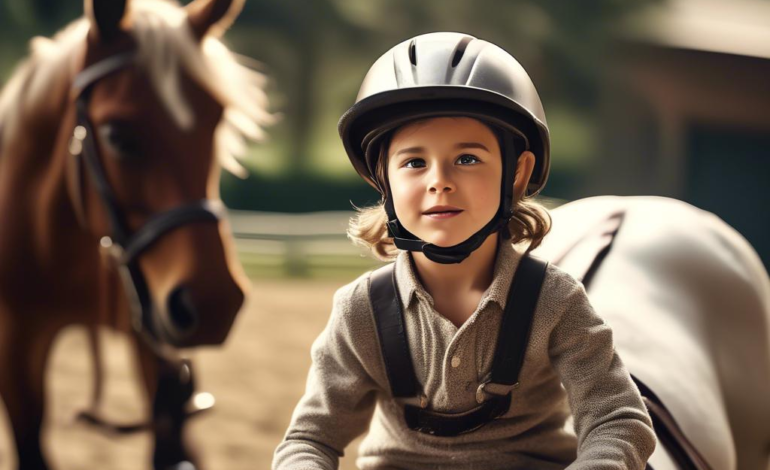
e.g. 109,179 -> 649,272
451,356 -> 461,368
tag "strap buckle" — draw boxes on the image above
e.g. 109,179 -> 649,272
398,392 -> 429,409
99,236 -> 127,266
476,381 -> 519,404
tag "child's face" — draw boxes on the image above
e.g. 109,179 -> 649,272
387,117 -> 502,248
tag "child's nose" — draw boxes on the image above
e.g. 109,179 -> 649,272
427,165 -> 455,194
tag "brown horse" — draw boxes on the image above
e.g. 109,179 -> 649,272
0,0 -> 269,468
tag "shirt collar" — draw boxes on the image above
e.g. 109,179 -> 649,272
394,249 -> 426,309
480,240 -> 524,311
393,240 -> 525,312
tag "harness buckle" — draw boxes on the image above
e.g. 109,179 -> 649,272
476,381 -> 519,404
398,393 -> 429,409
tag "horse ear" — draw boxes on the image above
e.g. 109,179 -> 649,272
186,0 -> 244,39
85,0 -> 128,42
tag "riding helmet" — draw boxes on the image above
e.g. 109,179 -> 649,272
338,32 -> 551,263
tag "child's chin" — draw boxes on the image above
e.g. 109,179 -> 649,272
422,234 -> 468,248
404,226 -> 473,248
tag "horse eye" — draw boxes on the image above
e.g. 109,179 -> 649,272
99,122 -> 142,160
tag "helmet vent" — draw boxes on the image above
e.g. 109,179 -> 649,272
451,37 -> 473,67
408,40 -> 418,66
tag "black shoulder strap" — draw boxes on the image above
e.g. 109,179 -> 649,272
369,263 -> 418,398
369,254 -> 548,399
490,254 -> 549,386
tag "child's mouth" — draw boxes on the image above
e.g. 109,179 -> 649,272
423,206 -> 463,219
425,211 -> 462,219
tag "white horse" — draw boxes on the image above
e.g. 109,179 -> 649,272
533,196 -> 770,470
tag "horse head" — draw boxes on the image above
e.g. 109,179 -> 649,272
63,0 -> 268,348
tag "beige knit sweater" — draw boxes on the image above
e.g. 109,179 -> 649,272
273,242 -> 656,469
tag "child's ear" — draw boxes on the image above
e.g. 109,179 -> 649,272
513,151 -> 536,202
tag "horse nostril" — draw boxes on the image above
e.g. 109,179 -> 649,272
166,285 -> 198,336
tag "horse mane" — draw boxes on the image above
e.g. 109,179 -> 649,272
0,0 -> 271,176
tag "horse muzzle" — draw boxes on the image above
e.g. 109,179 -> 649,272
154,280 -> 244,348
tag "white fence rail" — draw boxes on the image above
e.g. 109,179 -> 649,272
228,210 -> 378,277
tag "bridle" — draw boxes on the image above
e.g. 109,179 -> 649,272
69,49 -> 225,356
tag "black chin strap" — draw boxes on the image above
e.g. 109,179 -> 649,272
382,131 -> 519,264
385,199 -> 504,264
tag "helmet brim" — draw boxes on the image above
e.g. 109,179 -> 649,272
338,85 -> 550,196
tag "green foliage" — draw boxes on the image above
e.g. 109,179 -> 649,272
1,0 -> 80,33
1,0 -> 662,211
220,170 -> 381,212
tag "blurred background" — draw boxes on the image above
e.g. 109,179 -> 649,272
0,0 -> 768,468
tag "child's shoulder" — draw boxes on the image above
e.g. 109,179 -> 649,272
330,263 -> 392,321
508,244 -> 584,298
530,255 -> 591,313
541,258 -> 585,293
322,265 -> 393,363
517,258 -> 603,342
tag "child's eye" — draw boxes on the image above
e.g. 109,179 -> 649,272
456,154 -> 481,165
404,158 -> 426,169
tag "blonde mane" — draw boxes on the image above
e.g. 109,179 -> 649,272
0,0 -> 271,176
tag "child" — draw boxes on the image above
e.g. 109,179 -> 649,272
273,32 -> 655,470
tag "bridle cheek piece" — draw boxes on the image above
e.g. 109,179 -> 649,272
70,50 -> 225,352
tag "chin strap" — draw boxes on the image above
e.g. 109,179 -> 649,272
385,203 -> 504,264
382,131 -> 519,265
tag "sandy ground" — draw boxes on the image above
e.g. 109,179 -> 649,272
0,278 -> 364,470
